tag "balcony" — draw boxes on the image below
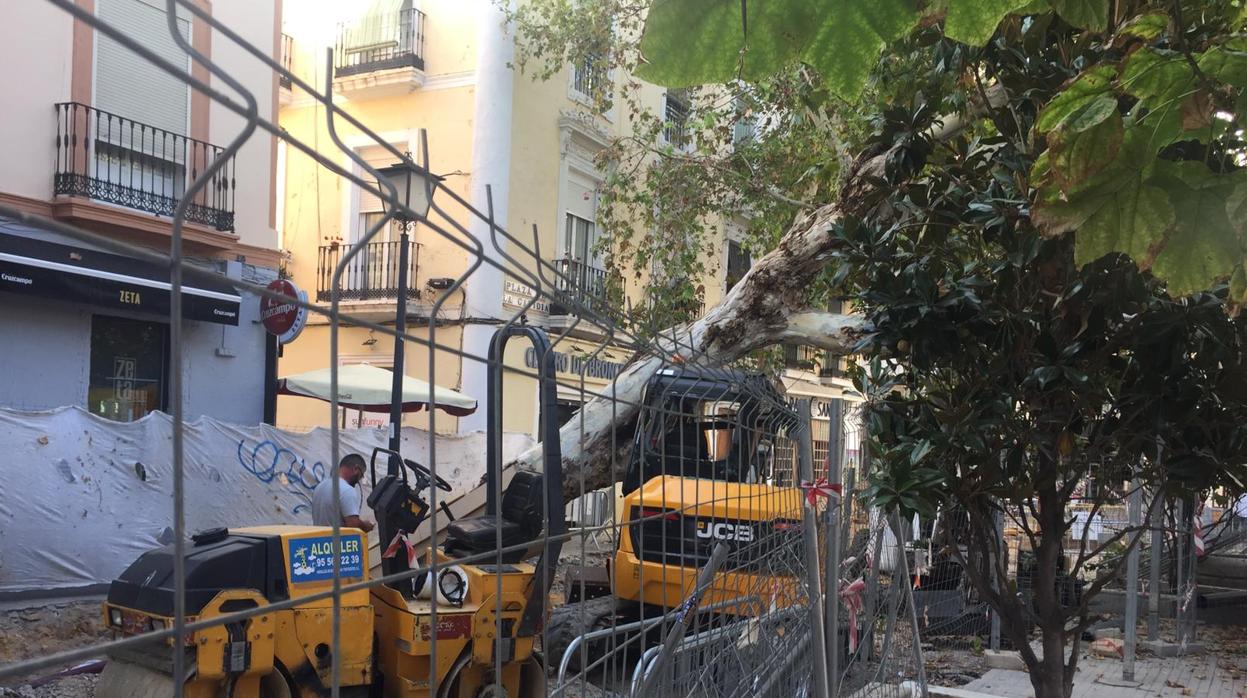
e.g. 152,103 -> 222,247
663,90 -> 691,149
570,53 -> 608,102
279,33 -> 294,87
784,343 -> 844,378
316,240 -> 421,303
550,257 -> 608,317
333,8 -> 426,96
53,102 -> 236,231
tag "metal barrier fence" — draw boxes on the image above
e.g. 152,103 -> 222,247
0,3 -> 932,698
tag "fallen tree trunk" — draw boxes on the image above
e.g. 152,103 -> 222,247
519,84 -> 1008,501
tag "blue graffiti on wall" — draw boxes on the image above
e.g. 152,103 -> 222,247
236,438 -> 326,514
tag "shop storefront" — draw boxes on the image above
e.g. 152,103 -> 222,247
0,221 -> 275,424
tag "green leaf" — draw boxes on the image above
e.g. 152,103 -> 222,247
1035,65 -> 1117,133
1122,48 -> 1195,105
945,0 -> 1035,46
1230,263 -> 1247,312
1073,172 -> 1174,268
1115,12 -> 1169,42
1146,161 -> 1244,295
910,439 -> 933,465
1033,365 -> 1063,388
802,0 -> 923,100
1047,0 -> 1109,31
1121,48 -> 1199,149
635,0 -> 820,87
1197,46 -> 1247,112
1048,105 -> 1123,191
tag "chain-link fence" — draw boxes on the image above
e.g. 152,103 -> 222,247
0,3 -> 935,698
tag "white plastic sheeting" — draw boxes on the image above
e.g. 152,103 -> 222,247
0,406 -> 533,593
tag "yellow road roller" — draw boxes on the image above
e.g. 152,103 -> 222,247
97,326 -> 564,697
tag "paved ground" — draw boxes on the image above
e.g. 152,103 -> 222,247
963,651 -> 1247,697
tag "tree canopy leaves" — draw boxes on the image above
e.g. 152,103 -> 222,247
636,0 -> 1247,303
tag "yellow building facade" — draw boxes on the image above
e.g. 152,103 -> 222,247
275,0 -> 851,441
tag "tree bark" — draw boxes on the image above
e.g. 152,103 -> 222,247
1029,484 -> 1073,698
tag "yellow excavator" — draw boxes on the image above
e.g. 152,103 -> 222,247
546,366 -> 806,672
95,326 -> 564,697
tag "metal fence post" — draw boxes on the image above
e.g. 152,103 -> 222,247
796,400 -> 832,698
1178,495 -> 1198,647
1148,489 -> 1162,641
1123,477 -> 1142,682
990,508 -> 1003,652
841,468 -> 857,557
823,398 -> 844,693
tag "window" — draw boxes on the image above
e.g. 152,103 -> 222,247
663,89 -> 691,148
571,52 -> 609,102
95,0 -> 191,136
726,239 -> 751,290
88,315 -> 169,422
564,213 -> 602,266
561,213 -> 606,304
355,145 -> 406,245
732,94 -> 757,147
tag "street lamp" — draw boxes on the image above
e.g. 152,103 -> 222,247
374,155 -> 441,472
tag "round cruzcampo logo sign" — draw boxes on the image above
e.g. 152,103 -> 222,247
261,278 -> 307,344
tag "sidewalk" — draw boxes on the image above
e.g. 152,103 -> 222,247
961,651 -> 1246,697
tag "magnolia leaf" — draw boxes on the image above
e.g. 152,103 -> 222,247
1047,0 -> 1109,31
635,0 -> 820,87
1064,92 -> 1119,132
1035,65 -> 1116,133
1115,12 -> 1169,42
802,0 -> 922,100
1049,106 -> 1123,192
1147,161 -> 1244,295
945,0 -> 1035,45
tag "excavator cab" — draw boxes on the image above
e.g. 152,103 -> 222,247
549,365 -> 805,673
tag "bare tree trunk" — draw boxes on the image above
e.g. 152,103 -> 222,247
1030,484 -> 1072,698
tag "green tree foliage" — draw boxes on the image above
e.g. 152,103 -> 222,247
637,0 -> 1247,303
508,2 -> 1247,697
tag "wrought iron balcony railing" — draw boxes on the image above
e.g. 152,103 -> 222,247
317,240 -> 421,303
784,343 -> 843,377
551,257 -> 608,316
53,102 -> 236,231
571,53 -> 608,99
334,8 -> 426,77
280,33 -> 294,88
664,93 -> 691,148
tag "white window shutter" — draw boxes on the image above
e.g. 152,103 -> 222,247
95,0 -> 191,139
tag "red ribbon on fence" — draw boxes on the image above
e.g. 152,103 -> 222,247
800,477 -> 842,507
840,577 -> 866,653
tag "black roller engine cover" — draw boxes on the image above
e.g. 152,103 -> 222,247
107,532 -> 288,617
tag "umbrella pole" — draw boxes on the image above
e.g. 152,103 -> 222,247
387,224 -> 412,476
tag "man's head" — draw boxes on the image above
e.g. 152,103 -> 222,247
339,454 -> 367,486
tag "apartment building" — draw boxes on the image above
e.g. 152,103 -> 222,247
0,0 -> 282,424
274,0 -> 854,440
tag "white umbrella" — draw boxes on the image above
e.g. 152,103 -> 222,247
277,364 -> 477,416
